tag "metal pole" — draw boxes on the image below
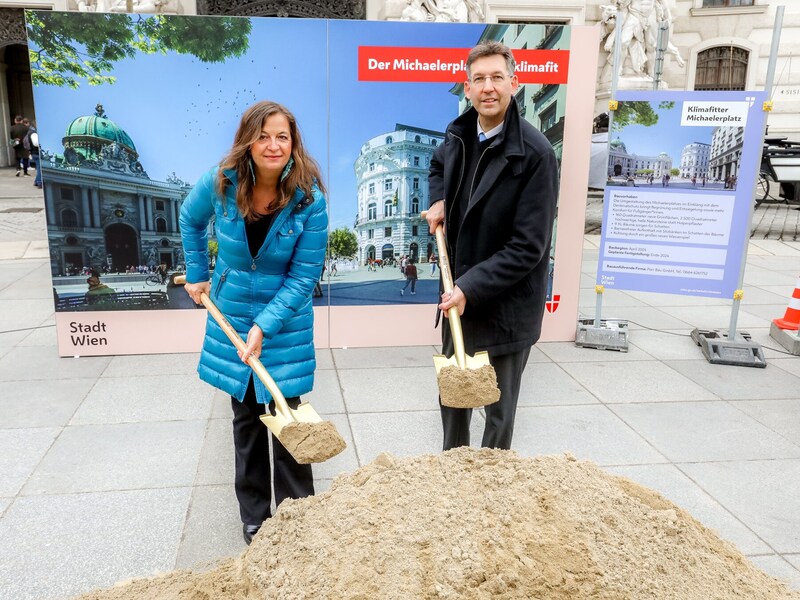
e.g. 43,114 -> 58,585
653,21 -> 669,91
728,5 -> 784,341
595,10 -> 624,329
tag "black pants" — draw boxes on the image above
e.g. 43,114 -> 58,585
232,378 -> 314,526
439,344 -> 531,451
16,156 -> 29,174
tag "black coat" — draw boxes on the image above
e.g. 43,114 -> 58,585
429,99 -> 558,356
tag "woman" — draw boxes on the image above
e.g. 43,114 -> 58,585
180,101 -> 328,545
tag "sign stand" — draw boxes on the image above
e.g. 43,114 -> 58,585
690,6 -> 784,368
576,9 -> 629,352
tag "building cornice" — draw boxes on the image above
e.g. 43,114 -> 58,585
690,6 -> 767,17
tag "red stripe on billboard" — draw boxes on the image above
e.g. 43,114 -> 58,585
358,47 -> 569,84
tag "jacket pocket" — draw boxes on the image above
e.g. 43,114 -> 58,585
213,266 -> 232,300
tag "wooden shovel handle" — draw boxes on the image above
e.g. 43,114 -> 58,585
174,275 -> 295,422
421,212 -> 467,369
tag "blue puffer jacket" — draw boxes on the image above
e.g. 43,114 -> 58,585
180,167 -> 328,403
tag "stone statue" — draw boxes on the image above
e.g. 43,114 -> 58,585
400,0 -> 484,23
599,0 -> 684,87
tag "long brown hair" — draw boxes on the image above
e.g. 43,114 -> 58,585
216,101 -> 326,222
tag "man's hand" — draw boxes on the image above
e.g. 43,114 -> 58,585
184,280 -> 210,305
439,285 -> 467,316
426,200 -> 445,234
239,325 -> 264,364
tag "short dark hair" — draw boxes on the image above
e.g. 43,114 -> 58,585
14,115 -> 22,122
466,41 -> 515,79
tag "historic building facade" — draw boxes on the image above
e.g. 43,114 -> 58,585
608,138 -> 673,177
42,105 -> 192,276
353,124 -> 443,264
371,0 -> 800,139
680,141 -> 710,179
709,125 -> 744,183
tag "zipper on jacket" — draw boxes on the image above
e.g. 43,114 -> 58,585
447,132 -> 466,258
214,267 -> 231,299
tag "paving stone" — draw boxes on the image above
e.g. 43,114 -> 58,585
681,459 -> 800,554
0,487 -> 190,600
512,405 -> 667,466
340,366 -> 438,413
71,373 -> 215,424
538,340 -> 654,362
0,346 -> 111,382
175,484 -> 243,570
666,359 -> 800,400
518,362 -> 598,406
612,401 -> 800,462
0,379 -> 93,428
332,345 -> 438,369
0,428 -> 60,496
733,399 -> 800,446
560,361 -> 717,404
101,352 -> 201,377
22,421 -> 206,494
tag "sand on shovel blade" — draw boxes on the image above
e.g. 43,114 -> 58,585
278,420 -> 347,464
438,364 -> 501,408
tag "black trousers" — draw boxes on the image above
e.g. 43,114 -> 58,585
232,378 -> 314,526
439,343 -> 531,451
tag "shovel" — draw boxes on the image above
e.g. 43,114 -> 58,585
175,275 -> 346,464
422,215 -> 500,409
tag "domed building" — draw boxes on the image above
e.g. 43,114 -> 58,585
42,104 -> 192,277
353,124 -> 443,265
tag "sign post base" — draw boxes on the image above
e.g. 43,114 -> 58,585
691,328 -> 766,368
575,318 -> 629,352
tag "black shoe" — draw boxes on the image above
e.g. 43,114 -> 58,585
243,523 -> 261,545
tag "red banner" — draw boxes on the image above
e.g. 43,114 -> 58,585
358,47 -> 569,84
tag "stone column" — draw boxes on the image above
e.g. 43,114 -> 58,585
44,182 -> 56,226
91,189 -> 101,229
0,61 -> 10,168
138,194 -> 147,231
81,187 -> 91,228
172,198 -> 179,233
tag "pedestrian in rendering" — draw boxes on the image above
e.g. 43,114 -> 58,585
426,41 -> 558,451
401,258 -> 418,295
180,101 -> 328,546
10,115 -> 30,177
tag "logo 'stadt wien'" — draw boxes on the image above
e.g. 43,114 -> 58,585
358,47 -> 570,84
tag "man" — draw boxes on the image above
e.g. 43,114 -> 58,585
9,115 -> 30,177
426,41 -> 558,451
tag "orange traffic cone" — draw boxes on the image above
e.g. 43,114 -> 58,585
774,276 -> 800,331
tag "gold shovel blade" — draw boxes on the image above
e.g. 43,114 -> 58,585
259,401 -> 324,438
433,350 -> 492,373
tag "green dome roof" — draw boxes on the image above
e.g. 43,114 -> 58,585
61,105 -> 138,162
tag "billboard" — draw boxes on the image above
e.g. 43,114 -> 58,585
597,90 -> 767,298
26,12 -> 598,355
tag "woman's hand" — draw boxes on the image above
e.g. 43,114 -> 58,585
184,281 -> 210,305
239,325 -> 264,364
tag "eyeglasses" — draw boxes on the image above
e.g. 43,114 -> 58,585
470,74 -> 508,86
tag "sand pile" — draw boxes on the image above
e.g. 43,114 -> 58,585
74,448 -> 800,600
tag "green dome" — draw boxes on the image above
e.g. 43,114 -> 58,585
61,106 -> 138,162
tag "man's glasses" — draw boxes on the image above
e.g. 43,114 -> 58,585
470,74 -> 508,86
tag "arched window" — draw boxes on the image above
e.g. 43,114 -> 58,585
431,139 -> 437,146
411,198 -> 419,214
155,217 -> 167,233
386,136 -> 393,144
694,46 -> 748,91
368,203 -> 377,220
415,135 -> 421,143
384,199 -> 393,217
61,209 -> 78,227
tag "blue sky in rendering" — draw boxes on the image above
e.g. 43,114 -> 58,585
612,102 -> 715,166
327,20 -> 484,229
31,16 -> 328,187
30,15 -> 487,230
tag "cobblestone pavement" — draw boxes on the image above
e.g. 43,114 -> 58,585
584,191 -> 800,241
